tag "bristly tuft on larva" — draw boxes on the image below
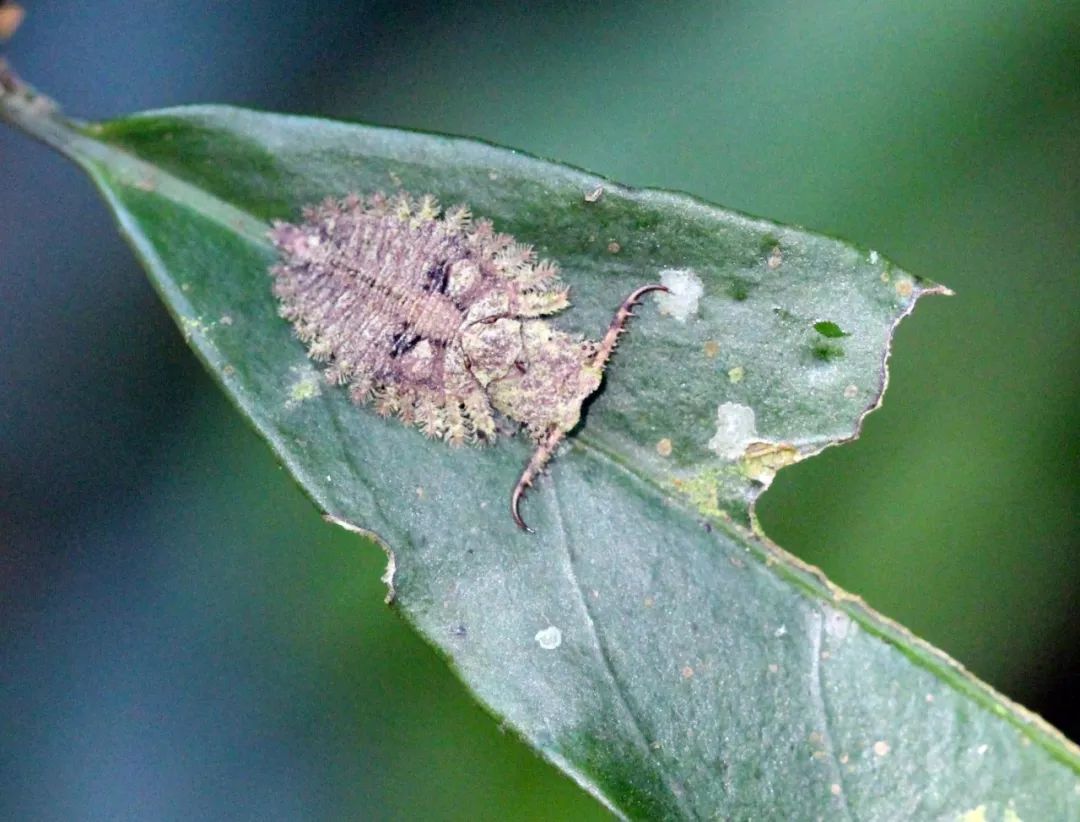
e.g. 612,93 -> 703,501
269,191 -> 666,530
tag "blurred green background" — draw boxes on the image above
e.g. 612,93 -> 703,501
1,2 -> 1076,818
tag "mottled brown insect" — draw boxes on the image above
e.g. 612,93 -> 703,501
269,192 -> 664,531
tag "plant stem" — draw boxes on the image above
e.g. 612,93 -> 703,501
0,58 -> 82,157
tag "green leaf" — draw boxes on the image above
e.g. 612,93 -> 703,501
5,87 -> 1078,819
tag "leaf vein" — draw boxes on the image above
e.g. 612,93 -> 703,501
548,477 -> 699,821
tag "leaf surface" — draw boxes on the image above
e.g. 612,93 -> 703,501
7,95 -> 1078,820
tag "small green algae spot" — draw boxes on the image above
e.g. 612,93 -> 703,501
957,806 -> 988,822
757,233 -> 780,255
726,277 -> 752,301
812,341 -> 844,362
813,320 -> 849,338
728,365 -> 745,384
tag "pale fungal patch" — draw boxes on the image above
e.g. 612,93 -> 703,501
219,314 -> 234,326
830,784 -> 841,797
380,549 -> 397,604
584,185 -> 604,203
702,339 -> 720,358
741,441 -> 800,484
680,665 -> 695,679
534,625 -> 562,650
656,268 -> 704,322
286,364 -> 322,407
707,402 -> 757,459
957,806 -> 988,822
774,625 -> 788,638
872,740 -> 891,757
180,316 -> 208,341
655,437 -> 673,457
607,240 -> 621,254
766,246 -> 783,270
895,276 -> 914,298
869,250 -> 880,265
844,383 -> 859,399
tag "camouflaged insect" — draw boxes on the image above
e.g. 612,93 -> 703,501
270,192 -> 664,531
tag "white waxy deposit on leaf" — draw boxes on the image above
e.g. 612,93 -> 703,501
656,268 -> 704,322
534,625 -> 563,650
707,402 -> 757,459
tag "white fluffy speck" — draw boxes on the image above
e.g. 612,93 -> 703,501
534,626 -> 563,650
656,268 -> 704,322
823,607 -> 853,640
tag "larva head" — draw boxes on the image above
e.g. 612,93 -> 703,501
462,318 -> 602,440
